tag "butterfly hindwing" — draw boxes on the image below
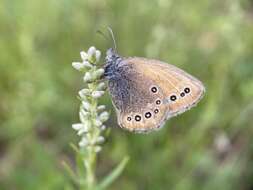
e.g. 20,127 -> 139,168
107,61 -> 169,133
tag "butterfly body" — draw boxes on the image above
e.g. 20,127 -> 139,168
104,48 -> 205,133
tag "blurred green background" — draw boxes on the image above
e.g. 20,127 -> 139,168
1,0 -> 253,189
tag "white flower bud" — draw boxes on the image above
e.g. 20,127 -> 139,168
88,46 -> 96,57
99,111 -> 109,122
82,61 -> 93,68
77,126 -> 89,135
72,123 -> 83,130
94,119 -> 102,127
79,89 -> 90,98
82,101 -> 91,111
94,68 -> 104,79
79,112 -> 86,123
96,136 -> 105,144
72,62 -> 84,71
92,91 -> 105,98
79,109 -> 89,123
94,145 -> 102,153
95,50 -> 101,61
79,137 -> 89,147
80,51 -> 88,61
97,82 -> 106,90
97,105 -> 106,111
100,125 -> 106,130
83,72 -> 93,82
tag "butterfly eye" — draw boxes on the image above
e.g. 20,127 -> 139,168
154,109 -> 159,114
184,87 -> 190,94
180,92 -> 185,97
127,117 -> 132,121
135,115 -> 141,121
145,112 -> 152,119
151,86 -> 158,93
170,95 -> 177,101
156,99 -> 161,105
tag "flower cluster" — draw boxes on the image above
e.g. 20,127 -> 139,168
72,46 -> 109,152
69,46 -> 128,190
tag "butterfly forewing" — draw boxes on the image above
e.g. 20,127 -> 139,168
126,57 -> 205,118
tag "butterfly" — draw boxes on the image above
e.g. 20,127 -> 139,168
102,29 -> 205,133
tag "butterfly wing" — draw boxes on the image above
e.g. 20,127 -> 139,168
126,57 -> 205,117
107,63 -> 169,133
107,57 -> 205,133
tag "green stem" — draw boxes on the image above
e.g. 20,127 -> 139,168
84,79 -> 99,190
85,148 -> 96,190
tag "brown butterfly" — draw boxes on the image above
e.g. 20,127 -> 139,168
103,29 -> 205,133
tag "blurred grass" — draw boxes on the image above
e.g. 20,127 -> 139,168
0,0 -> 253,189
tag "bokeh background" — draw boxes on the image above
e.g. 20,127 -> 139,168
1,0 -> 253,189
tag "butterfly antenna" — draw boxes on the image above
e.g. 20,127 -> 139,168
107,27 -> 117,51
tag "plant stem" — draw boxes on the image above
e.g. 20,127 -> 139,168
85,79 -> 99,190
85,148 -> 96,190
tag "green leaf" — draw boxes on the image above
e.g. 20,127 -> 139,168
70,143 -> 87,186
70,143 -> 79,154
62,161 -> 79,184
97,156 -> 129,190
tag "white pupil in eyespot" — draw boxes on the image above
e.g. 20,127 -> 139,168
145,112 -> 152,118
156,100 -> 161,105
135,115 -> 141,121
184,87 -> 190,93
151,87 -> 158,93
180,92 -> 185,97
170,95 -> 177,101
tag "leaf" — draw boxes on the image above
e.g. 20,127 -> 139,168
70,143 -> 87,186
70,143 -> 79,154
97,156 -> 129,190
62,160 -> 79,184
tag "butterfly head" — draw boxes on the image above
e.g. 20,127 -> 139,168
105,48 -> 121,63
104,48 -> 123,79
